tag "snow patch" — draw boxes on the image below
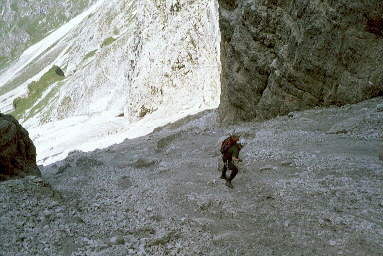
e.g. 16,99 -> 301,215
30,104 -> 217,166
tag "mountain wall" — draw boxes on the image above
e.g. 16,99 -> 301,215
0,0 -> 220,125
125,0 -> 221,122
0,0 -> 221,164
218,0 -> 383,122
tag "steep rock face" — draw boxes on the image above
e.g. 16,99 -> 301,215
218,0 -> 383,122
1,0 -> 220,125
125,0 -> 221,121
0,0 -> 221,164
0,0 -> 96,71
58,0 -> 220,123
0,113 -> 40,181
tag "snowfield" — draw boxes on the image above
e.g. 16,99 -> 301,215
29,105 -> 217,166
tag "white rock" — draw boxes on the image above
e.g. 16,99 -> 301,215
109,236 -> 125,245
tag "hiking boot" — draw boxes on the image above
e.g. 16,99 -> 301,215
219,175 -> 226,180
225,180 -> 234,189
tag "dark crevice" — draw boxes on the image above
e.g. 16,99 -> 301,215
257,72 -> 272,101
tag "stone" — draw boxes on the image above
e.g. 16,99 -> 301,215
132,158 -> 157,169
109,236 -> 125,245
377,103 -> 383,112
72,216 -> 85,224
281,161 -> 293,167
128,227 -> 156,238
147,231 -> 177,247
0,113 -> 41,181
218,0 -> 383,123
54,65 -> 65,76
193,218 -> 215,227
213,232 -> 242,243
76,156 -> 103,168
117,176 -> 132,189
259,165 -> 276,172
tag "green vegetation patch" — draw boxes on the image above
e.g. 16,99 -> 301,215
0,40 -> 60,96
12,65 -> 65,120
27,81 -> 64,120
10,2 -> 19,11
83,50 -> 97,62
113,27 -> 120,35
101,37 -> 116,48
0,56 -> 9,71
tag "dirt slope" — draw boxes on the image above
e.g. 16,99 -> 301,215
1,97 -> 382,255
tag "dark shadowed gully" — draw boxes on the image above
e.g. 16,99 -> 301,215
218,0 -> 383,123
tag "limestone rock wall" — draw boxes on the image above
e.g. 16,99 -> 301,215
124,0 -> 221,122
1,0 -> 221,125
0,113 -> 40,181
218,0 -> 383,122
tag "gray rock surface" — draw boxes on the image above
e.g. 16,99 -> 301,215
1,97 -> 382,255
218,0 -> 383,123
0,113 -> 40,181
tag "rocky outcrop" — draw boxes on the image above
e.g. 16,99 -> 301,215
0,113 -> 40,181
218,0 -> 383,122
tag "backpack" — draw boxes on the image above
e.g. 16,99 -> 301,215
220,136 -> 236,154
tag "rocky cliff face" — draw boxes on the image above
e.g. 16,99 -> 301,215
125,0 -> 221,122
0,0 -> 220,124
0,114 -> 40,181
0,0 -> 96,71
218,0 -> 383,122
0,0 -> 221,164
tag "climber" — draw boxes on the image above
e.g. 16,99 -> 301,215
220,135 -> 243,189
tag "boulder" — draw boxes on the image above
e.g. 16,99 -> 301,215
0,113 -> 40,181
218,0 -> 383,123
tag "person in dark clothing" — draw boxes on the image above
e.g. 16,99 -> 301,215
220,135 -> 243,188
